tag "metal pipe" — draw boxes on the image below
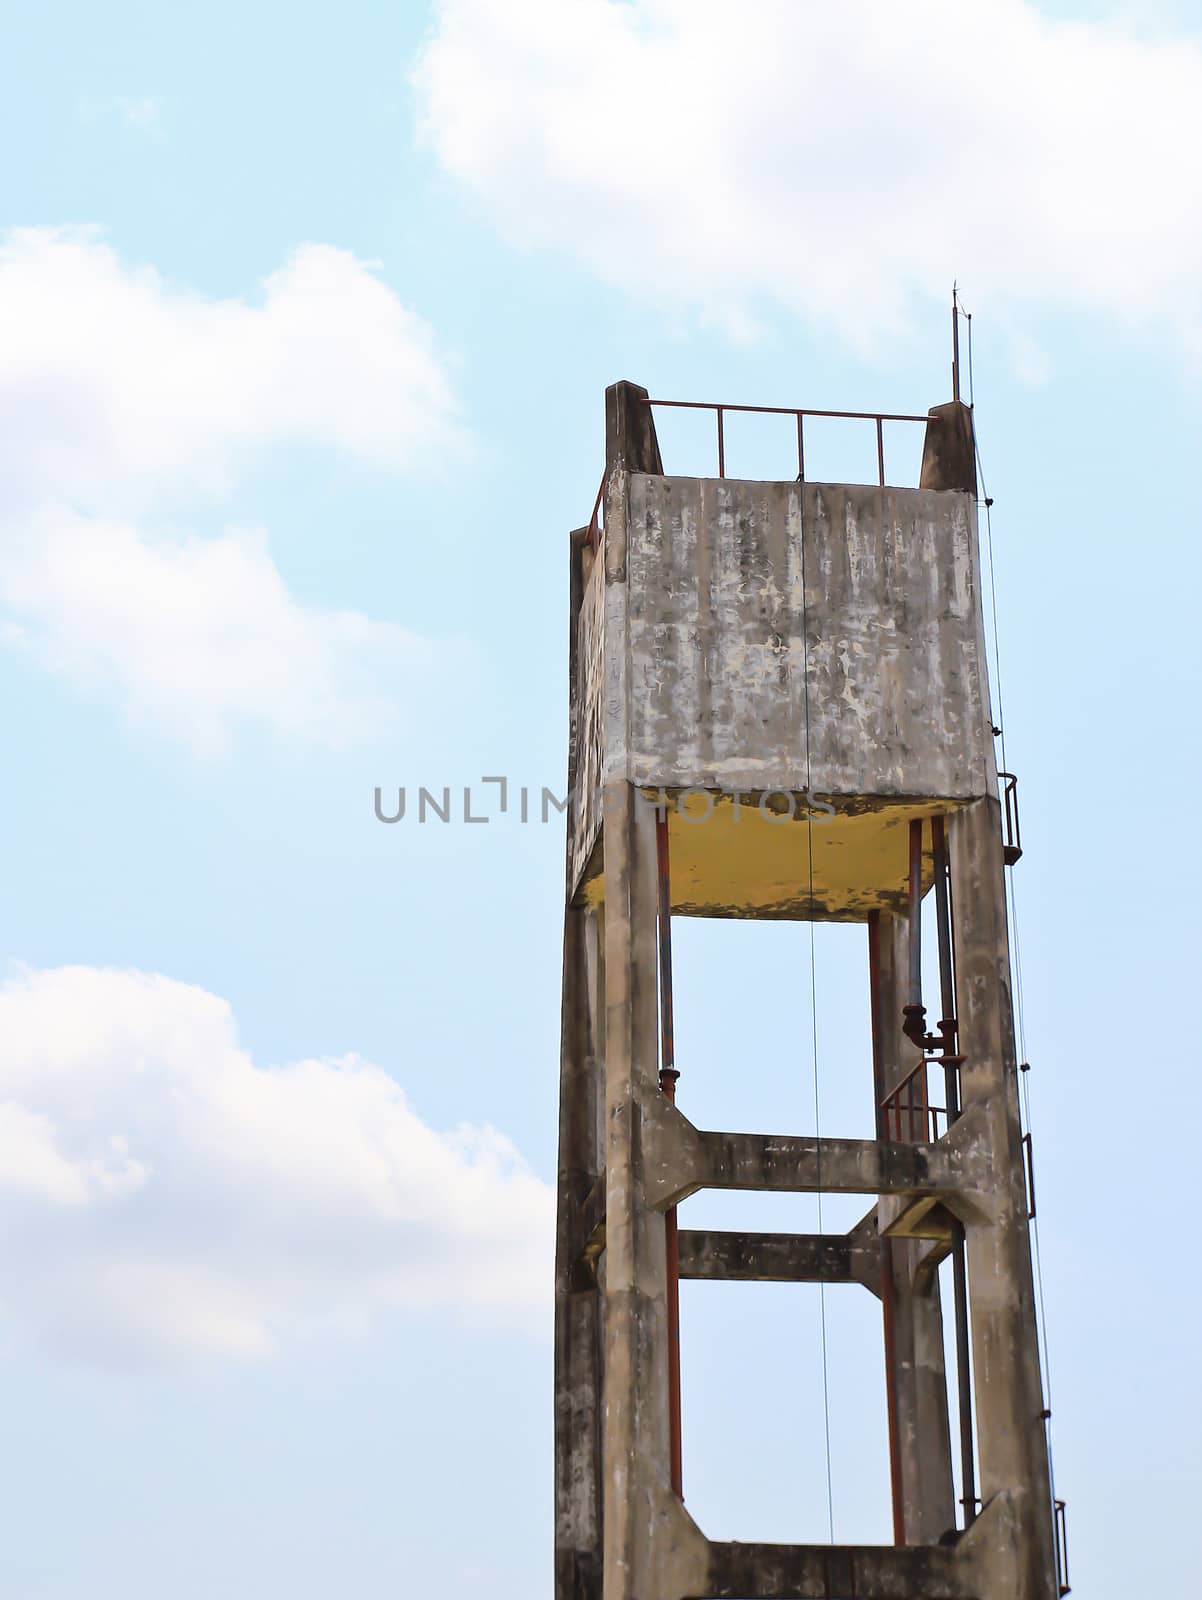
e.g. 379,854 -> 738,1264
716,407 -> 725,478
656,810 -> 675,1078
901,818 -> 931,1052
655,810 -> 683,1501
868,912 -> 906,1546
796,413 -> 805,482
876,416 -> 885,487
931,815 -> 958,1068
951,1224 -> 976,1526
907,818 -> 923,1009
933,814 -> 977,1527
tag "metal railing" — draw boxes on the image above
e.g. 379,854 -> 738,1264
1054,1497 -> 1071,1595
880,1056 -> 951,1144
643,396 -> 930,487
585,471 -> 606,548
583,395 -> 933,543
999,771 -> 1023,866
1022,1130 -> 1037,1219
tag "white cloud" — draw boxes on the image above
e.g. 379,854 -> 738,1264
0,1104 -> 144,1208
0,510 -> 430,752
0,228 -> 455,508
77,95 -> 164,135
0,507 -> 435,755
114,96 -> 162,132
0,965 -> 552,1367
414,0 -> 1202,356
0,229 -> 459,748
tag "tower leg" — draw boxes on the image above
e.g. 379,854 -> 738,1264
555,902 -> 606,1600
600,781 -> 677,1600
949,797 -> 1057,1598
875,910 -> 957,1545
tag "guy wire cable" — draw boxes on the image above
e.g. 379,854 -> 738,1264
965,304 -> 1061,1522
798,472 -> 835,1542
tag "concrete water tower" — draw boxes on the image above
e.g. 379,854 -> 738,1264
554,370 -> 1063,1600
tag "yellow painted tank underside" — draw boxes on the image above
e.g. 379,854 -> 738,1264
579,790 -> 954,921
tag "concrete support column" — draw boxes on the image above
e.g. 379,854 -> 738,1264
600,780 -> 674,1600
949,796 -> 1056,1599
605,380 -> 662,478
875,911 -> 957,1546
555,903 -> 606,1600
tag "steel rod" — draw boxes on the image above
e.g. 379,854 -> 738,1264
943,811 -> 976,1518
952,288 -> 961,404
655,810 -> 683,1501
642,398 -> 929,423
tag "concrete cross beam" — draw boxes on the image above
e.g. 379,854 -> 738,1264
634,1487 -> 1018,1600
676,1226 -> 883,1296
640,1093 -> 992,1214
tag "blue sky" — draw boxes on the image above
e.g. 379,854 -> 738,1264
1,1 -> 1199,1595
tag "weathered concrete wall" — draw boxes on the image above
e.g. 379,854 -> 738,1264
569,544 -> 607,895
569,473 -> 997,913
608,476 -> 993,800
